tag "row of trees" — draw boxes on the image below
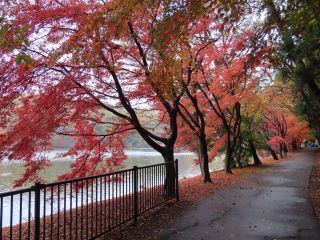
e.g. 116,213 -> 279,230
0,0 -> 313,188
263,0 -> 320,142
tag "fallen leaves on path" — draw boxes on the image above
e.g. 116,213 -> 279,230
1,154 -> 292,240
310,151 -> 320,220
102,155 -> 287,240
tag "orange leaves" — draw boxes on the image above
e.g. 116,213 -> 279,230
1,0 -> 294,185
218,95 -> 240,110
285,114 -> 311,145
208,134 -> 227,160
262,87 -> 311,150
267,136 -> 285,149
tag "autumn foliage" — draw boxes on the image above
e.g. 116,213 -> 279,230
0,0 -> 312,186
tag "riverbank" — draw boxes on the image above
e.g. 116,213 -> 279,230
1,153 -> 299,239
0,149 -> 223,193
104,154 -> 291,240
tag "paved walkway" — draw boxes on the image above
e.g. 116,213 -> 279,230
160,150 -> 320,240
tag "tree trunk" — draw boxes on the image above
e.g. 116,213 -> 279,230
225,136 -> 233,174
283,143 -> 288,157
293,140 -> 298,151
235,134 -> 243,168
268,145 -> 278,160
197,132 -> 212,183
178,86 -> 212,183
162,147 -> 176,197
249,140 -> 262,166
303,73 -> 320,105
236,145 -> 243,168
279,144 -> 284,159
198,141 -> 205,177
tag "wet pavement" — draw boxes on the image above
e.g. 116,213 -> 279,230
160,150 -> 320,240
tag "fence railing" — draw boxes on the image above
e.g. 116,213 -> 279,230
0,160 -> 179,240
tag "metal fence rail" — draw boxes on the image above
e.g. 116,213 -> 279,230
0,160 -> 179,240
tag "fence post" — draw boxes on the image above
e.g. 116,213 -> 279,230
133,166 -> 139,223
175,159 -> 179,201
32,182 -> 42,240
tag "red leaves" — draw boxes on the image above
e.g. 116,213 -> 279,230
14,158 -> 51,187
264,104 -> 310,152
208,134 -> 227,160
1,0 -> 308,188
2,0 -> 196,185
267,136 -> 285,150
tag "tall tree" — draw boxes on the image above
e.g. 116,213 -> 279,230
0,0 -> 205,191
197,29 -> 270,173
261,0 -> 320,140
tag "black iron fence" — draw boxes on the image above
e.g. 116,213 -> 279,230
0,160 -> 179,240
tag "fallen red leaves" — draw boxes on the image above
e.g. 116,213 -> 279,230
102,155 -> 285,240
310,151 -> 320,220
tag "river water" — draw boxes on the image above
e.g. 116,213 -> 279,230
0,148 -> 225,192
0,149 -> 225,227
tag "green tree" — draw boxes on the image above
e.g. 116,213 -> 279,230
262,0 -> 320,141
